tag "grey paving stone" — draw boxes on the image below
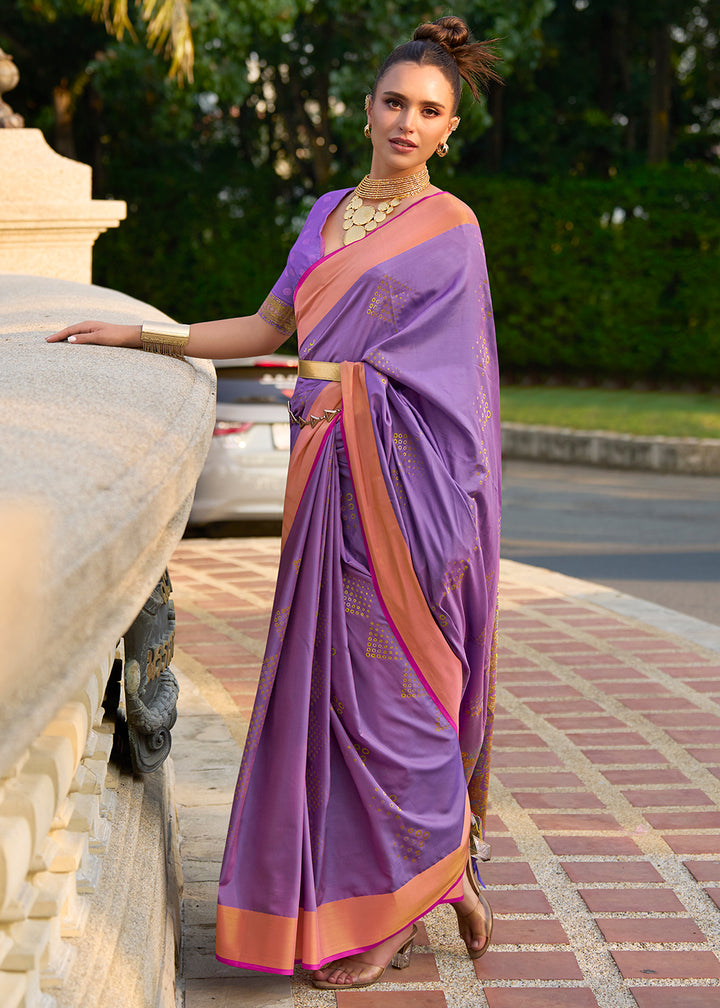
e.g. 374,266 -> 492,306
182,895 -> 216,928
182,881 -> 220,903
178,806 -> 232,838
182,860 -> 221,884
176,720 -> 239,745
171,743 -> 241,775
185,923 -> 219,952
185,975 -> 293,1008
180,836 -> 226,862
183,947 -> 258,980
174,774 -> 236,808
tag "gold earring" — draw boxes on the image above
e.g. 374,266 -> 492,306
364,123 -> 371,139
364,94 -> 371,112
436,141 -> 449,157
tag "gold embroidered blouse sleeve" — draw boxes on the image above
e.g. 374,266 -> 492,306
258,293 -> 296,337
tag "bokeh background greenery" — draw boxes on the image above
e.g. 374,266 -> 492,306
3,0 -> 719,383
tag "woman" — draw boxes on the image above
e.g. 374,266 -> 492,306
49,15 -> 501,991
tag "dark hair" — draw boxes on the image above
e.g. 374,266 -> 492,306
372,15 -> 502,113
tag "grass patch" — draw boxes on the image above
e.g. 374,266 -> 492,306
499,386 -> 720,439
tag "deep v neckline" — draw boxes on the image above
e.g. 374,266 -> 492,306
319,188 -> 354,257
319,189 -> 444,258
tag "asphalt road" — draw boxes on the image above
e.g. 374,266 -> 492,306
501,460 -> 720,628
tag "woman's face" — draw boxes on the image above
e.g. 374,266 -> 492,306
367,61 -> 459,178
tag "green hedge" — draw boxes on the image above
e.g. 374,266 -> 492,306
450,167 -> 720,383
95,165 -> 720,382
92,143 -> 294,330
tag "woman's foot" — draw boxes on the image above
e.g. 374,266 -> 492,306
312,924 -> 416,990
454,864 -> 493,958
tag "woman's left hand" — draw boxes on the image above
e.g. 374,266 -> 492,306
46,320 -> 142,348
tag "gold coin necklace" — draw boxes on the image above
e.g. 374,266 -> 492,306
343,166 -> 430,246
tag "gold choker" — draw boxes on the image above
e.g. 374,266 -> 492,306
343,166 -> 430,245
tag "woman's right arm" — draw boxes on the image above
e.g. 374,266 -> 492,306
46,312 -> 287,360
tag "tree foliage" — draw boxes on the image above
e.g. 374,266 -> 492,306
493,0 -> 720,177
456,167 -> 720,383
84,0 -> 194,84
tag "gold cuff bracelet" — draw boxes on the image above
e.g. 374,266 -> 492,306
140,320 -> 190,359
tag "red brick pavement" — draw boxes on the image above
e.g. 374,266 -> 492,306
171,539 -> 720,1007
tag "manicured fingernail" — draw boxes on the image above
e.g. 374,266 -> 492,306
68,336 -> 77,342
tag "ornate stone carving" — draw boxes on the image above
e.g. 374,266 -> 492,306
122,570 -> 179,774
0,49 -> 24,128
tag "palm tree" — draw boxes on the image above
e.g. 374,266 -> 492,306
86,0 -> 194,83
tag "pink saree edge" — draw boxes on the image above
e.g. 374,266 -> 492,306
215,954 -> 293,976
339,413 -> 459,735
294,190 -> 446,301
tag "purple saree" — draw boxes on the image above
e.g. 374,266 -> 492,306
216,189 -> 501,974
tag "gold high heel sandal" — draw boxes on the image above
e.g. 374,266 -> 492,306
311,924 -> 417,990
456,860 -> 493,959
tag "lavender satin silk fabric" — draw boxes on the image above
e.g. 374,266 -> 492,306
217,192 -> 501,971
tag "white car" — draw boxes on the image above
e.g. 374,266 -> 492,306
189,355 -> 298,525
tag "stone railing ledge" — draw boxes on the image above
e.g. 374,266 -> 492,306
0,273 -> 216,781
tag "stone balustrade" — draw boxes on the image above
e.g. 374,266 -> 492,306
0,274 -> 215,1007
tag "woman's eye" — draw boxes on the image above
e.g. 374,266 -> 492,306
386,98 -> 402,109
424,108 -> 440,116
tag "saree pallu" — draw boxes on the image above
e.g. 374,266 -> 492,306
217,192 -> 501,974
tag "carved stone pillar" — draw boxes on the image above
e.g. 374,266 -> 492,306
0,129 -> 126,283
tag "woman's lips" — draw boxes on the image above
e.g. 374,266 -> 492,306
389,137 -> 417,151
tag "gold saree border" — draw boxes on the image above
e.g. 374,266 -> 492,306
258,292 -> 296,336
216,804 -> 470,972
340,361 -> 463,728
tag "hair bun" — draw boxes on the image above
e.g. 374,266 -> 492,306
413,15 -> 469,52
373,15 -> 501,107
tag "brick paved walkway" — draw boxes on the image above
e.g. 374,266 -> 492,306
169,538 -> 720,1008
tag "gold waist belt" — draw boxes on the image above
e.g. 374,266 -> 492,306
298,359 -> 342,382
